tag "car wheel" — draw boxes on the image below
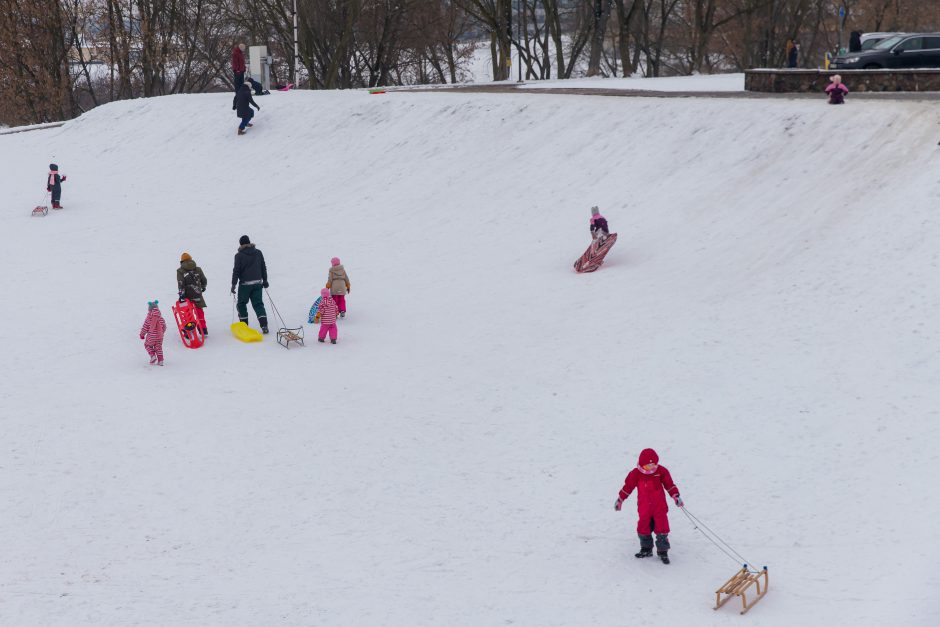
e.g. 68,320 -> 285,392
863,64 -> 882,69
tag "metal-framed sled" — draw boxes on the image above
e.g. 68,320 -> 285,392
714,566 -> 769,615
277,326 -> 304,349
32,205 -> 49,217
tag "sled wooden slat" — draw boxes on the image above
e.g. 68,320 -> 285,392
714,566 -> 768,615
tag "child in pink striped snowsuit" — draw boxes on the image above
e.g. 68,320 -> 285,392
140,300 -> 167,365
315,288 -> 339,344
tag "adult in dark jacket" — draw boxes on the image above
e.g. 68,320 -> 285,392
232,43 -> 246,91
177,252 -> 209,335
235,83 -> 260,135
231,235 -> 269,333
47,163 -> 67,209
787,41 -> 799,68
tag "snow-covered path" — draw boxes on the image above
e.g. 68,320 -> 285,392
1,90 -> 938,625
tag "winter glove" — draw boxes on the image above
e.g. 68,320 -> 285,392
263,281 -> 269,288
231,285 -> 236,295
614,498 -> 623,511
674,495 -> 683,508
139,333 -> 145,340
61,176 -> 67,182
346,283 -> 351,293
314,313 -> 321,323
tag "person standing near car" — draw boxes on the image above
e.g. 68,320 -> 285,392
231,235 -> 269,333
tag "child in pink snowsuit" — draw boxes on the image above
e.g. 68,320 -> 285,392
315,288 -> 339,344
825,75 -> 848,105
615,448 -> 682,563
140,300 -> 167,365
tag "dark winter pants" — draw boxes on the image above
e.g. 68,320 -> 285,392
638,516 -> 671,555
237,283 -> 267,328
234,71 -> 245,91
50,185 -> 61,203
239,109 -> 254,131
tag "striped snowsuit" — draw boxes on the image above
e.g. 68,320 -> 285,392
317,296 -> 338,341
140,308 -> 167,362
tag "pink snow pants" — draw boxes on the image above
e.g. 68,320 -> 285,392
333,295 -> 346,313
318,323 -> 338,341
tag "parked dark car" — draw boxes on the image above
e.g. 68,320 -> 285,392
831,34 -> 940,69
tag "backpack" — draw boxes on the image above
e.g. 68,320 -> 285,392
182,268 -> 203,300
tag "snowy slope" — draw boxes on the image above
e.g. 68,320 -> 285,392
1,90 -> 939,626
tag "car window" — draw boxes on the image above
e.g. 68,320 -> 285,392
874,36 -> 904,49
896,37 -> 924,51
861,39 -> 881,50
925,37 -> 940,50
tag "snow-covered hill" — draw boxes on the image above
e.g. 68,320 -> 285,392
1,89 -> 938,626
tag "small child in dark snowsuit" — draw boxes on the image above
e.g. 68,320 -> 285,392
235,82 -> 260,135
615,448 -> 683,563
47,163 -> 67,209
140,300 -> 167,365
825,75 -> 848,105
589,206 -> 609,242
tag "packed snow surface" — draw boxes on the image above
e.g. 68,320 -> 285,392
1,89 -> 939,626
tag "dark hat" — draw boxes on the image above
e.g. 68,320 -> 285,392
239,235 -> 251,246
49,163 -> 59,171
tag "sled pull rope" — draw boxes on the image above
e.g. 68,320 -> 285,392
264,288 -> 288,329
680,506 -> 763,574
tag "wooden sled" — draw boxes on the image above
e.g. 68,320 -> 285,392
714,566 -> 768,615
277,326 -> 304,349
32,205 -> 49,217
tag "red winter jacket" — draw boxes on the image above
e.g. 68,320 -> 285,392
232,46 -> 246,73
618,448 -> 680,517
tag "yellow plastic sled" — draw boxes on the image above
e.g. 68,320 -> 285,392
230,322 -> 264,343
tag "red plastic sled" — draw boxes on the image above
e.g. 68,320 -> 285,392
172,298 -> 205,349
574,233 -> 618,273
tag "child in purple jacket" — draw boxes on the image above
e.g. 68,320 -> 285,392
826,75 -> 848,105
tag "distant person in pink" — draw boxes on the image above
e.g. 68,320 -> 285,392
315,288 -> 339,344
326,257 -> 351,318
825,75 -> 848,105
140,300 -> 167,365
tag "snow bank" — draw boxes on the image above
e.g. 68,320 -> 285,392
1,89 -> 938,626
520,73 -> 745,91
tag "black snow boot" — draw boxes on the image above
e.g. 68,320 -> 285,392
259,316 -> 269,334
330,338 -> 337,344
636,534 -> 654,558
658,552 -> 670,564
202,327 -> 208,336
655,534 -> 671,563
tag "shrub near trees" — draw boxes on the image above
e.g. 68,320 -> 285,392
2,0 -> 940,126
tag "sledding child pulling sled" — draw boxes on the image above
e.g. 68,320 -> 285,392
615,448 -> 683,564
47,163 -> 67,209
177,253 -> 209,335
140,300 -> 167,365
314,288 -> 339,344
574,206 -> 618,273
326,257 -> 351,318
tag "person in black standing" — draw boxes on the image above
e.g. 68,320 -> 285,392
231,235 -> 269,333
235,83 -> 260,136
787,40 -> 799,68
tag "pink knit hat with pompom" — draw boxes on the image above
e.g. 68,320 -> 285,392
331,257 -> 340,266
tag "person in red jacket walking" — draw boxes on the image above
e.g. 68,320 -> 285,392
232,43 -> 247,91
615,448 -> 683,563
139,300 -> 167,365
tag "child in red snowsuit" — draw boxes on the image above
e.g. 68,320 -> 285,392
140,300 -> 167,365
615,448 -> 683,563
314,288 -> 339,344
